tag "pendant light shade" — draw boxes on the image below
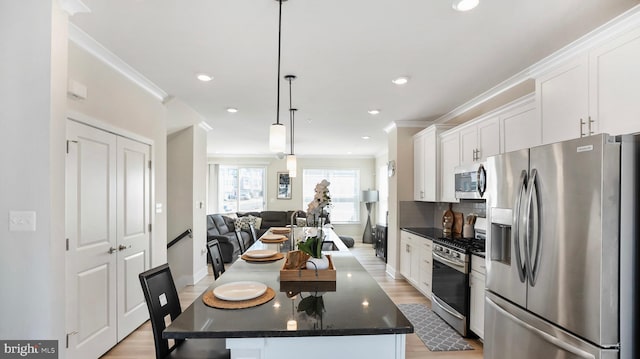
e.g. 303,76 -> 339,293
285,74 -> 297,177
287,154 -> 297,177
269,123 -> 286,153
269,0 -> 288,153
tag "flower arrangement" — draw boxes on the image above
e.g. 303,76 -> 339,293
306,179 -> 331,226
297,180 -> 331,259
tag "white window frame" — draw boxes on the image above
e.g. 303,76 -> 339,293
302,169 -> 360,224
217,165 -> 267,213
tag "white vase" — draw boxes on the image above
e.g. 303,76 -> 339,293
306,255 -> 330,270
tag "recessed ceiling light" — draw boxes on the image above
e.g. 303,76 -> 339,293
226,107 -> 238,113
367,109 -> 380,115
452,0 -> 479,12
391,77 -> 409,85
196,73 -> 213,82
362,136 -> 371,140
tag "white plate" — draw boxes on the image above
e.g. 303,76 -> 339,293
245,249 -> 278,259
213,281 -> 267,301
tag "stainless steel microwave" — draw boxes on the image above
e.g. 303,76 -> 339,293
454,162 -> 487,200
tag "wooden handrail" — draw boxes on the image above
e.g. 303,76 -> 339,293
167,228 -> 192,249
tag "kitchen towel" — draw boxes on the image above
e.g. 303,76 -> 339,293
398,303 -> 474,352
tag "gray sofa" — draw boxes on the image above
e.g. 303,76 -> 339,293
206,214 -> 252,263
206,211 -> 309,263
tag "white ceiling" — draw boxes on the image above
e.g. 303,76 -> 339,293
70,0 -> 638,157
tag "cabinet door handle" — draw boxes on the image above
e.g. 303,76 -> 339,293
588,116 -> 594,135
579,118 -> 587,137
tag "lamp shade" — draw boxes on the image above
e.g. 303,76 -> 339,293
286,154 -> 297,177
362,190 -> 379,203
269,123 -> 286,153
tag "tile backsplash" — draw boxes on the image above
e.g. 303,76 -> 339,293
398,200 -> 486,229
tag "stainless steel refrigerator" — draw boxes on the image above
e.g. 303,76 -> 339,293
484,134 -> 638,359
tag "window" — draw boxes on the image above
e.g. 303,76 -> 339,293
218,166 -> 266,213
303,169 -> 360,223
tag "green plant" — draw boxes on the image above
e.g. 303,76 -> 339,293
297,294 -> 324,318
297,236 -> 323,259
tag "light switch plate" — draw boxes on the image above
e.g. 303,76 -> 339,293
9,211 -> 36,232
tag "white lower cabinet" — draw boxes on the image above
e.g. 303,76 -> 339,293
470,254 -> 486,340
400,230 -> 432,298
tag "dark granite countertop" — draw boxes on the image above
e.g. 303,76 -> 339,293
401,227 -> 443,240
163,231 -> 413,339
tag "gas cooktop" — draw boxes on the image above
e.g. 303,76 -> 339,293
433,237 -> 485,254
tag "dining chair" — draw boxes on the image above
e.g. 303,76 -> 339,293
139,264 -> 230,359
206,239 -> 226,279
248,223 -> 258,245
234,227 -> 246,254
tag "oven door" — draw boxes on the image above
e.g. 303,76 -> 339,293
431,252 -> 469,318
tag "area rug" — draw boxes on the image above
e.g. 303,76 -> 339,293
398,303 -> 474,352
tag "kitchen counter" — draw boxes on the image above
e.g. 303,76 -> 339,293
401,227 -> 443,240
164,228 -> 413,359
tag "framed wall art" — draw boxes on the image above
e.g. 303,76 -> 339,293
277,172 -> 292,199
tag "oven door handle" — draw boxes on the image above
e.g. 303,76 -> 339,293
433,252 -> 465,271
432,295 -> 464,321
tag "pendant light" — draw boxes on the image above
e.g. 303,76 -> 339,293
285,74 -> 297,177
269,0 -> 288,153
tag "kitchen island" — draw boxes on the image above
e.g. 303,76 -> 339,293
163,228 -> 413,359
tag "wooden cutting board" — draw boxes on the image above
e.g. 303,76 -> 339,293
453,212 -> 463,235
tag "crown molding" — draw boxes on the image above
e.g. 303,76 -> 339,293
68,23 -> 169,102
435,4 -> 640,125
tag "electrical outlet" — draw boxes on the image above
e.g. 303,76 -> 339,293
9,211 -> 36,232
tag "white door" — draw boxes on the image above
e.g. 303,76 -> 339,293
65,121 -> 118,359
477,117 -> 500,161
116,137 -> 151,340
459,125 -> 478,165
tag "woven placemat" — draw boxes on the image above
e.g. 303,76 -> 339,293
202,287 -> 276,309
270,227 -> 291,235
261,237 -> 288,244
241,252 -> 285,262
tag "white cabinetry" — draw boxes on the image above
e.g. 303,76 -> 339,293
413,125 -> 452,202
536,55 -> 592,145
501,95 -> 540,152
413,132 -> 426,201
590,26 -> 640,137
439,131 -> 460,203
459,117 -> 500,165
400,230 -> 433,298
469,254 -> 486,340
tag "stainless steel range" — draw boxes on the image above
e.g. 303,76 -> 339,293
431,218 -> 486,337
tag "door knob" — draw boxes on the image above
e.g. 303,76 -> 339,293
108,247 -> 117,254
118,244 -> 130,251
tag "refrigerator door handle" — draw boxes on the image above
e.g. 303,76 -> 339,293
513,169 -> 528,283
486,296 -> 596,359
477,163 -> 487,198
525,169 -> 542,286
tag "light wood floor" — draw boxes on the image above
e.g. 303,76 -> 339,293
101,242 -> 483,359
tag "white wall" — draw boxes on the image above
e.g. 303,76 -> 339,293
209,156 -> 376,238
166,113 -> 208,290
386,126 -> 422,278
0,0 -> 67,346
66,42 -> 168,267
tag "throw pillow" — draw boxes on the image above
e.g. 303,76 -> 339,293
234,215 -> 261,231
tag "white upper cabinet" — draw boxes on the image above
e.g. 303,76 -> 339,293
439,130 -> 460,203
590,26 -> 640,137
501,95 -> 540,152
536,55 -> 592,145
413,125 -> 452,202
413,132 -> 426,201
459,116 -> 500,165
